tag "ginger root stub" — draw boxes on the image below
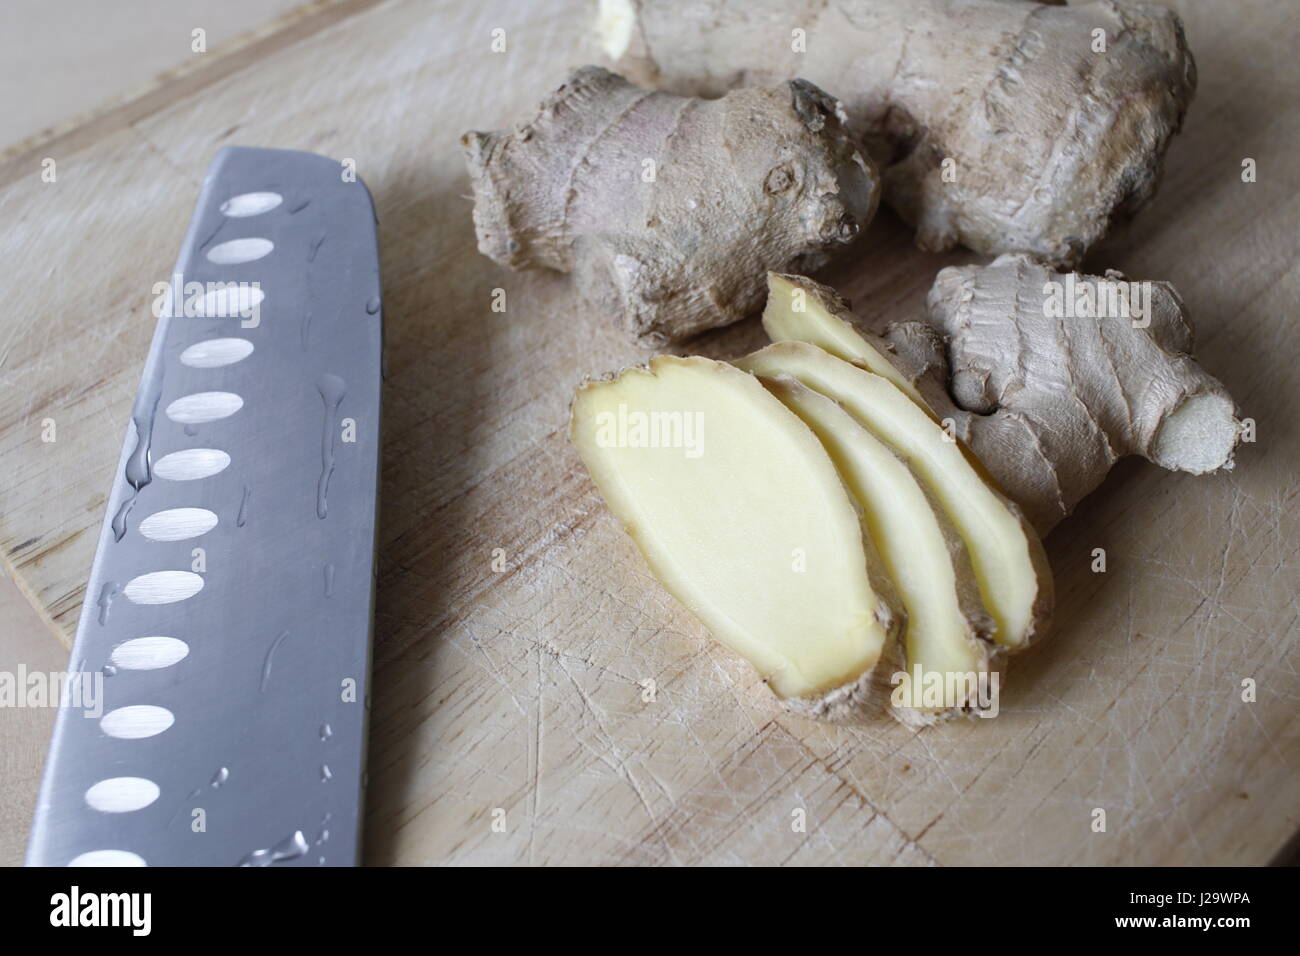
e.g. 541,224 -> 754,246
463,66 -> 879,344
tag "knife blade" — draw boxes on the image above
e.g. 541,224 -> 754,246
26,146 -> 383,867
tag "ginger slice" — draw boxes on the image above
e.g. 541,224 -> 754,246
763,273 -> 926,407
759,376 -> 991,710
735,343 -> 1051,648
570,355 -> 899,701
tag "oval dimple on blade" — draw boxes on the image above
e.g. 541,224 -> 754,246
154,448 -> 230,481
138,507 -> 218,542
123,571 -> 204,605
179,338 -> 254,369
101,705 -> 175,740
108,637 -> 190,671
165,392 -> 243,425
195,286 -> 264,318
207,237 -> 274,264
219,191 -> 282,217
84,777 -> 160,813
67,850 -> 147,867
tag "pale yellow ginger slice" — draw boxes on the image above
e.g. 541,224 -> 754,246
570,355 -> 899,703
760,376 -> 992,712
735,343 -> 1051,648
763,272 -> 926,408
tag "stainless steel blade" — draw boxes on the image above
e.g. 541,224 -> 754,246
26,146 -> 383,867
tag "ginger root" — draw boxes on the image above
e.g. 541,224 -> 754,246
598,0 -> 1196,267
569,263 -> 1241,721
462,66 -> 879,344
763,261 -> 1243,534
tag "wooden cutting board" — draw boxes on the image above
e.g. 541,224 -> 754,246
1,0 -> 1295,865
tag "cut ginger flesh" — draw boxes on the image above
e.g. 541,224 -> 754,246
763,273 -> 927,408
570,355 -> 894,700
735,343 -> 1044,648
761,376 -> 989,705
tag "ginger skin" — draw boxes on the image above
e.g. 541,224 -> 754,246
598,0 -> 1196,267
766,261 -> 1243,535
462,66 -> 879,345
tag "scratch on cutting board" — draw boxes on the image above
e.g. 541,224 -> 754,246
527,642 -> 542,867
771,721 -> 940,866
552,652 -> 683,865
464,626 -> 529,719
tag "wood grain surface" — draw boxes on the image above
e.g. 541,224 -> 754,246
0,0 -> 1295,865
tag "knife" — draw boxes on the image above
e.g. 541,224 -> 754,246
26,146 -> 383,867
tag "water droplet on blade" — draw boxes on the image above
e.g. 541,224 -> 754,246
96,581 -> 120,625
237,483 -> 251,527
111,380 -> 163,539
110,497 -> 137,542
238,830 -> 309,867
260,630 -> 290,692
315,374 -> 347,519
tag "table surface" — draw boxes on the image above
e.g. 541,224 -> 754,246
0,0 -> 1295,866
